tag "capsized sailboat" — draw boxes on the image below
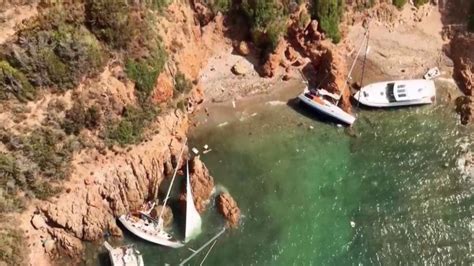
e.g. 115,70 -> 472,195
118,139 -> 188,248
298,26 -> 369,126
184,160 -> 202,243
298,88 -> 356,125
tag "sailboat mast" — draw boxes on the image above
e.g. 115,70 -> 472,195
157,138 -> 188,224
336,27 -> 369,106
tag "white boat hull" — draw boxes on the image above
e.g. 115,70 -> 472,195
298,90 -> 356,125
118,215 -> 184,248
104,241 -> 144,266
354,79 -> 436,108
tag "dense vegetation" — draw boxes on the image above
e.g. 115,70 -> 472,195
392,0 -> 407,9
469,2 -> 474,32
312,0 -> 344,43
0,5 -> 106,101
205,0 -> 233,13
241,0 -> 288,51
62,102 -> 101,135
0,1 -> 173,217
106,104 -> 159,145
0,220 -> 28,265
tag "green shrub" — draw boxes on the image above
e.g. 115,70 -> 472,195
0,61 -> 35,102
62,103 -> 101,135
4,11 -> 106,92
85,0 -> 131,49
392,0 -> 407,9
174,72 -> 192,95
28,180 -> 61,200
125,42 -> 167,103
22,128 -> 73,179
413,0 -> 428,7
242,0 -> 287,50
0,153 -> 27,212
107,105 -> 158,146
312,0 -> 344,43
469,2 -> 474,32
205,0 -> 232,14
148,0 -> 170,12
0,154 -> 26,213
0,222 -> 28,265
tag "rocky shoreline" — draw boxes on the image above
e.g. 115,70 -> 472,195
1,0 -> 472,265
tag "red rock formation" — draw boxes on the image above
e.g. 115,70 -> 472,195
216,193 -> 240,228
27,111 -> 195,259
262,39 -> 288,77
455,96 -> 474,125
189,156 -> 215,213
152,72 -> 174,103
450,34 -> 474,96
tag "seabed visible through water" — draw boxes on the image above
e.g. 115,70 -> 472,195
88,79 -> 473,265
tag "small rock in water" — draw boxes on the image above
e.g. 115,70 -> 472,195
350,221 -> 356,228
192,147 -> 199,155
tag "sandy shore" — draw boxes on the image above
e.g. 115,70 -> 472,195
196,3 -> 462,129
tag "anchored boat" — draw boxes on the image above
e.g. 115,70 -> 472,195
353,79 -> 436,107
103,241 -> 144,266
298,88 -> 356,125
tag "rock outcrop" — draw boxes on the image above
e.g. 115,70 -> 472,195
235,41 -> 250,56
232,61 -> 248,76
189,156 -> 215,213
455,96 -> 474,125
262,39 -> 288,77
26,110 -> 217,260
216,193 -> 240,228
450,34 -> 474,96
152,72 -> 174,103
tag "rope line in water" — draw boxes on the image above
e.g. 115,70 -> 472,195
199,240 -> 218,266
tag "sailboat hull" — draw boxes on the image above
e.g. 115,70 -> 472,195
118,215 -> 185,248
298,89 -> 356,125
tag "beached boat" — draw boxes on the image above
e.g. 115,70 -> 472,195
118,215 -> 184,248
353,79 -> 436,107
297,27 -> 369,126
103,241 -> 144,266
184,160 -> 202,243
119,140 -> 188,248
298,88 -> 356,125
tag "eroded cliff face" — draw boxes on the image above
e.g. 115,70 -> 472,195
24,110 -> 183,258
14,2 -> 231,264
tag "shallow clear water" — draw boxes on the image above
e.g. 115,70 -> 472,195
89,84 -> 473,265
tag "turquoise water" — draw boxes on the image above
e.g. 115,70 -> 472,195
91,88 -> 473,265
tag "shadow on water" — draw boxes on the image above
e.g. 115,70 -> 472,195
286,97 -> 346,126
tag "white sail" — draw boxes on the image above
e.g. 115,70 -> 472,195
184,160 -> 202,243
